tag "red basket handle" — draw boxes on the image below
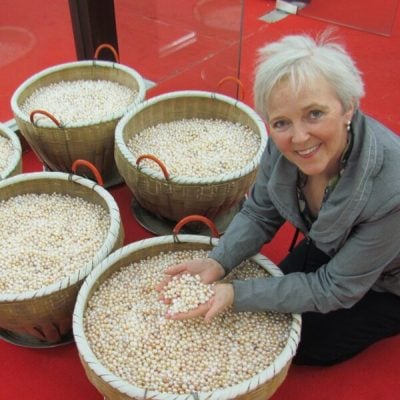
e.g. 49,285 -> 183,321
173,215 -> 220,238
136,154 -> 170,180
30,109 -> 61,127
71,159 -> 104,186
94,43 -> 120,63
217,76 -> 245,101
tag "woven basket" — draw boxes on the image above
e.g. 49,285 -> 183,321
0,122 -> 22,180
73,234 -> 301,400
114,90 -> 267,223
10,60 -> 146,186
0,171 -> 124,345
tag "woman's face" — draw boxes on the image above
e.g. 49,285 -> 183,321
266,75 -> 354,179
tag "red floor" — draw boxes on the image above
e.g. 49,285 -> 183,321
1,1 -> 400,399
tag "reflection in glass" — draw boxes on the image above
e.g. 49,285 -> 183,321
298,0 -> 400,37
0,0 -> 75,121
114,0 -> 244,98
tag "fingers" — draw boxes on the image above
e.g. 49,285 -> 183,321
164,263 -> 189,276
204,284 -> 234,323
204,297 -> 224,323
155,263 -> 189,292
166,303 -> 209,321
158,291 -> 172,304
155,275 -> 173,292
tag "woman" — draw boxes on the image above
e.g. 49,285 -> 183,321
158,33 -> 400,366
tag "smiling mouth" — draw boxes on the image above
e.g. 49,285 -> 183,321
296,144 -> 320,158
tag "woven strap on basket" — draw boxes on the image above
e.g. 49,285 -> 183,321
94,43 -> 120,62
72,159 -> 104,186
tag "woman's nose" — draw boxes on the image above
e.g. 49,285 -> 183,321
291,122 -> 310,143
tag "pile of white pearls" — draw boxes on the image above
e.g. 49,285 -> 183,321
0,193 -> 110,293
127,118 -> 260,177
21,80 -> 138,127
84,249 -> 291,395
163,273 -> 214,315
0,136 -> 14,173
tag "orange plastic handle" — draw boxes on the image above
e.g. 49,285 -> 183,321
94,43 -> 120,63
136,154 -> 170,180
71,159 -> 104,186
217,76 -> 245,101
173,215 -> 220,238
30,109 -> 61,127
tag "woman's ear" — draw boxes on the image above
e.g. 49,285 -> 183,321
344,100 -> 356,122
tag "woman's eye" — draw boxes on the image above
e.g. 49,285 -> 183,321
272,120 -> 288,130
309,110 -> 324,120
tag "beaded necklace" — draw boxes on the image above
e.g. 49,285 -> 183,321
296,128 -> 353,229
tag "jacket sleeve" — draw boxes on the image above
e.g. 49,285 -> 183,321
209,140 -> 286,273
232,204 -> 400,314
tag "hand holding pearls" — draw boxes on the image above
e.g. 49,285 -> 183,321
163,273 -> 215,317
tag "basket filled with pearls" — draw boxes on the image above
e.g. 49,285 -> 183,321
114,90 -> 267,233
73,216 -> 301,400
0,122 -> 22,180
10,59 -> 146,187
0,166 -> 124,347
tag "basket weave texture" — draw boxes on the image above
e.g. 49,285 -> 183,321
0,122 -> 22,180
73,235 -> 301,400
11,61 -> 146,183
114,91 -> 267,222
0,172 -> 124,344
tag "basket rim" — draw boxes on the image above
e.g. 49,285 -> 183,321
73,234 -> 301,400
10,60 -> 147,128
0,171 -> 121,302
0,122 -> 22,180
115,90 -> 268,185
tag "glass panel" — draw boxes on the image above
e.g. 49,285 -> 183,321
298,0 -> 400,37
114,0 -> 244,98
0,0 -> 76,122
0,0 -> 244,122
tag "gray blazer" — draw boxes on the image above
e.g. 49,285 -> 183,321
209,110 -> 400,314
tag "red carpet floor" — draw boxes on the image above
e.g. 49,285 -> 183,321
1,1 -> 400,399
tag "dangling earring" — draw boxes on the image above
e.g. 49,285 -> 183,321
347,120 -> 351,132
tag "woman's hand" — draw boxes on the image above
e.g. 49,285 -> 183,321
155,257 -> 225,293
167,283 -> 234,323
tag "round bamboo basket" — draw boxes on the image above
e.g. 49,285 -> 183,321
0,122 -> 22,180
0,171 -> 124,346
73,234 -> 301,400
10,60 -> 146,187
114,90 -> 267,224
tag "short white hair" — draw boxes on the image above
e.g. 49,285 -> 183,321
254,32 -> 365,121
